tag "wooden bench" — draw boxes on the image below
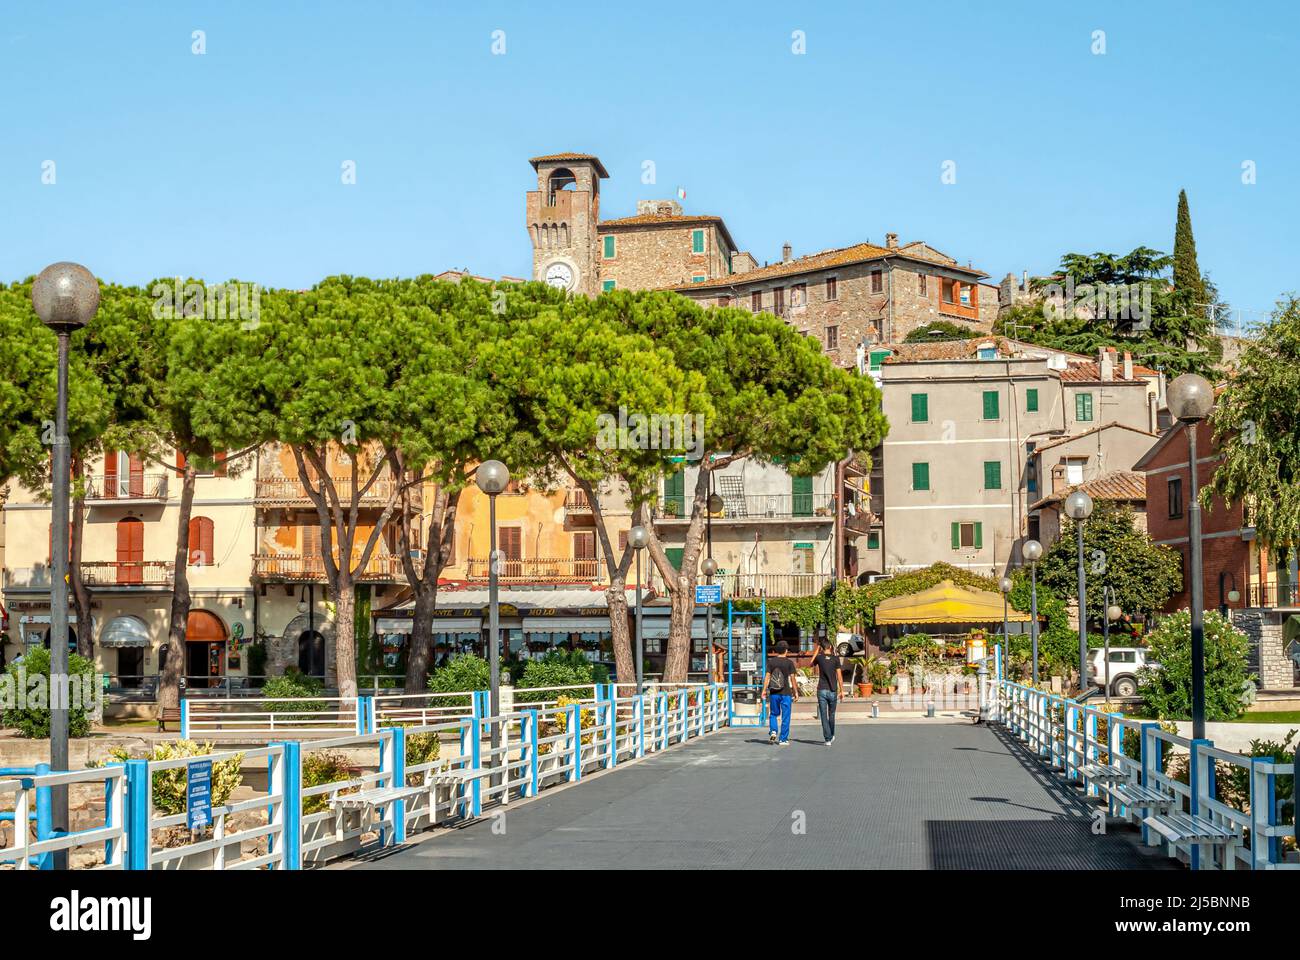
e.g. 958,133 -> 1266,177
1143,812 -> 1239,869
157,707 -> 182,733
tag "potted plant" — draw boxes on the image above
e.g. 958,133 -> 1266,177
869,658 -> 894,695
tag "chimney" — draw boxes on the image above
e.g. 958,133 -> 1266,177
885,232 -> 899,249
1122,350 -> 1134,381
1051,464 -> 1067,494
782,242 -> 793,263
1099,347 -> 1114,382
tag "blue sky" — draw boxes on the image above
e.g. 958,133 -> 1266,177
2,0 -> 1295,325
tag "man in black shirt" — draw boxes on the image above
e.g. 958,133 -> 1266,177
765,640 -> 798,745
811,638 -> 843,744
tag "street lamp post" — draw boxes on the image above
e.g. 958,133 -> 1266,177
1064,491 -> 1094,695
998,576 -> 1013,672
32,262 -> 99,870
1168,373 -> 1216,740
628,525 -> 649,695
1101,587 -> 1122,705
1023,539 -> 1043,684
475,460 -> 510,764
705,488 -> 723,679
1218,571 -> 1240,619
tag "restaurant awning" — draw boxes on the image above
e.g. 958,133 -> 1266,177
99,615 -> 151,648
522,616 -> 611,633
874,579 -> 1034,625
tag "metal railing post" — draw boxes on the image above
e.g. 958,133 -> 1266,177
33,762 -> 53,871
180,698 -> 191,740
386,728 -> 406,845
636,695 -> 646,758
125,758 -> 150,870
469,707 -> 483,817
568,702 -> 583,783
659,693 -> 669,751
1189,737 -> 1212,870
1249,757 -> 1271,869
605,689 -> 617,769
525,709 -> 540,797
269,741 -> 301,869
679,691 -> 689,744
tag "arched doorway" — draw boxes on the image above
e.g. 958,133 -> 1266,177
185,610 -> 227,688
297,631 -> 326,678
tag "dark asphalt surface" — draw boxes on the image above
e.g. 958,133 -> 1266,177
343,720 -> 1177,870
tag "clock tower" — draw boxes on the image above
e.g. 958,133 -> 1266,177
526,153 -> 608,297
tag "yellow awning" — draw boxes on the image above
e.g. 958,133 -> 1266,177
875,579 -> 1034,625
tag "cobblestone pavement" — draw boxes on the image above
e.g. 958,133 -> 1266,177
343,720 -> 1178,870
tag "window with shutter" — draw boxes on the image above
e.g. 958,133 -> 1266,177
791,475 -> 813,516
189,516 -> 214,566
104,450 -> 119,498
982,391 -> 1000,420
663,470 -> 685,516
912,462 -> 930,491
983,461 -> 1001,490
1075,393 -> 1094,422
603,235 -> 615,259
911,393 -> 928,423
1026,388 -> 1039,412
499,527 -> 522,560
116,518 -> 144,584
691,229 -> 705,254
665,547 -> 684,570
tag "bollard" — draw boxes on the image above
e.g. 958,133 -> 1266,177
871,701 -> 879,719
926,702 -> 936,719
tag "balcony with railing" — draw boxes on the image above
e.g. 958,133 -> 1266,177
254,475 -> 421,509
3,561 -> 176,590
656,493 -> 835,523
85,474 -> 170,502
252,552 -> 410,582
719,572 -> 835,598
1247,581 -> 1299,608
563,489 -> 596,523
464,556 -> 601,584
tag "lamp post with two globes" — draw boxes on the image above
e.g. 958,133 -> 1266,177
1022,538 -> 1043,683
1063,491 -> 1094,694
476,460 -> 510,757
627,525 -> 649,695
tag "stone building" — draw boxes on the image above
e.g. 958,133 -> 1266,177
873,339 -> 1161,578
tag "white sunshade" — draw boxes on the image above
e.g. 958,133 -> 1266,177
99,615 -> 151,648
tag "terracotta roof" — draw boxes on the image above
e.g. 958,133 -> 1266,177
671,240 -> 991,292
529,153 -> 609,178
1033,421 -> 1159,454
1030,470 -> 1147,511
1060,359 -> 1160,382
884,336 -> 1012,362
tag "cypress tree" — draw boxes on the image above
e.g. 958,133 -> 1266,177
1172,189 -> 1205,306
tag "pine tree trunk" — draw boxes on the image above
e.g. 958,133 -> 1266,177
607,573 -> 634,687
68,456 -> 92,660
333,578 -> 357,699
661,469 -> 710,682
160,466 -> 196,711
404,584 -> 438,693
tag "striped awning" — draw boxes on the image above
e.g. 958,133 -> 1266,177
99,615 -> 151,648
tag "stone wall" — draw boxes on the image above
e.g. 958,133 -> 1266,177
1233,608 -> 1296,689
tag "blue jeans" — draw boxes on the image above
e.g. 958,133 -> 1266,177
768,694 -> 792,742
817,689 -> 838,741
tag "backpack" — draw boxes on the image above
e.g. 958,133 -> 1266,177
766,661 -> 786,695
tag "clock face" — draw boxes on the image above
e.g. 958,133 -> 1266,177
545,262 -> 574,290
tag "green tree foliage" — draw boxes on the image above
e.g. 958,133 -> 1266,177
1001,246 -> 1222,376
1172,189 -> 1205,308
602,291 -> 888,680
427,654 -> 490,706
904,320 -> 979,343
1208,295 -> 1300,559
1036,503 -> 1183,625
514,651 -> 609,704
1139,609 -> 1253,721
1,646 -> 98,738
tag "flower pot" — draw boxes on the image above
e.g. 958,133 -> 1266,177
856,683 -> 873,698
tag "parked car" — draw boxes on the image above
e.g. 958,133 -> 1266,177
835,632 -> 865,657
1087,647 -> 1159,697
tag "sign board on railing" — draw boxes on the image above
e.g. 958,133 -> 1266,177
187,759 -> 212,830
695,583 -> 722,605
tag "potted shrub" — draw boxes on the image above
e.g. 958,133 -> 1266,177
846,657 -> 872,697
869,658 -> 894,695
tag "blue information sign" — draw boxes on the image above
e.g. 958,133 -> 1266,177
187,759 -> 213,830
695,583 -> 722,605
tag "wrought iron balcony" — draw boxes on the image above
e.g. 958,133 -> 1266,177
254,476 -> 421,509
252,552 -> 410,582
464,557 -> 601,584
85,473 -> 170,502
656,493 -> 835,522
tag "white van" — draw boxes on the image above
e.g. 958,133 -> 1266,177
1087,647 -> 1158,697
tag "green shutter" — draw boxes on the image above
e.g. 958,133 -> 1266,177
974,522 -> 983,549
911,393 -> 928,422
869,350 -> 889,371
1075,392 -> 1094,422
663,470 -> 685,516
951,522 -> 960,549
692,229 -> 705,254
791,476 -> 813,516
867,531 -> 880,550
602,279 -> 615,292
1026,388 -> 1038,412
665,547 -> 684,571
912,462 -> 930,491
982,390 -> 1000,420
983,461 -> 1001,490
603,235 -> 615,259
